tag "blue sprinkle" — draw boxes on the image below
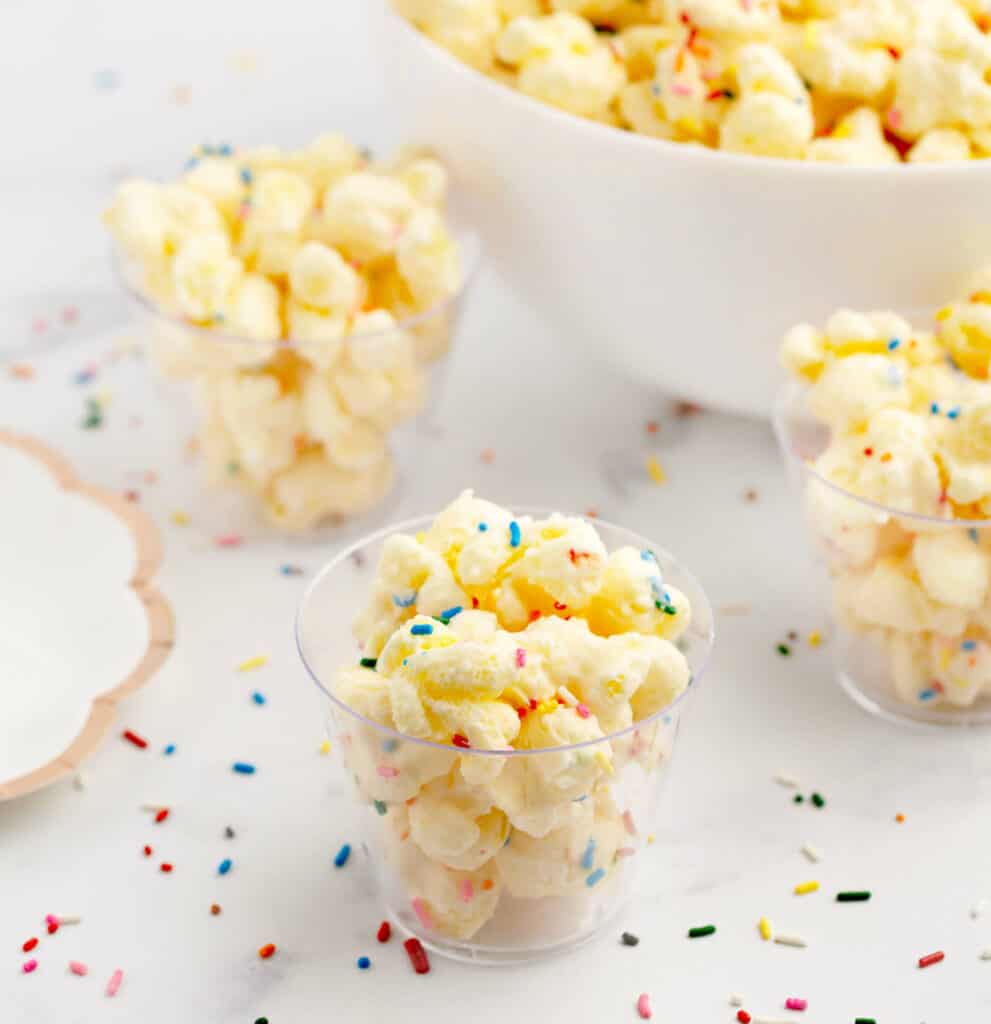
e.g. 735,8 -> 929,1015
930,402 -> 940,415
586,868 -> 606,887
650,82 -> 662,97
887,338 -> 901,351
440,605 -> 463,620
240,167 -> 254,185
962,640 -> 978,651
334,844 -> 352,868
918,688 -> 937,702
163,743 -> 176,756
73,368 -> 96,386
183,156 -> 200,172
969,528 -> 980,543
357,956 -> 371,970
93,68 -> 121,91
373,800 -> 388,816
478,522 -> 488,532
410,623 -> 433,636
392,592 -> 418,608
947,406 -> 961,420
218,858 -> 232,876
382,738 -> 399,753
218,143 -> 233,156
509,521 -> 521,548
580,839 -> 597,871
232,762 -> 256,774
573,794 -> 588,803
252,691 -> 266,706
640,549 -> 656,562
279,564 -> 304,576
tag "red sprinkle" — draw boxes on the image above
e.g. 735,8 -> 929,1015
160,862 -> 173,873
863,447 -> 874,456
471,596 -> 479,608
737,1012 -> 751,1024
919,951 -> 944,968
528,610 -> 542,622
516,706 -> 528,719
143,845 -> 152,857
403,937 -> 430,974
452,733 -> 470,749
47,922 -> 59,935
377,921 -> 392,943
22,938 -> 38,953
154,808 -> 169,823
553,601 -> 567,611
259,943 -> 276,959
122,729 -> 148,749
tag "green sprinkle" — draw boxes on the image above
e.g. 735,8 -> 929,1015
836,891 -> 871,902
373,800 -> 387,816
81,397 -> 103,430
793,794 -> 804,804
655,601 -> 678,615
359,657 -> 377,669
854,1019 -> 877,1024
811,792 -> 825,808
688,925 -> 716,939
777,643 -> 791,656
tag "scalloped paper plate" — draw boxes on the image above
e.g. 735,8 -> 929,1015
0,432 -> 173,800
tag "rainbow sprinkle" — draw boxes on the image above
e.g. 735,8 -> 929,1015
509,521 -> 521,548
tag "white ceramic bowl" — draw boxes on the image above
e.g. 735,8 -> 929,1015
376,2 -> 991,418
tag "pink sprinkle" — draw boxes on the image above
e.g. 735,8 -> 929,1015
637,993 -> 652,1019
615,846 -> 636,858
785,998 -> 808,1012
887,108 -> 903,131
515,648 -> 526,668
61,306 -> 79,324
215,534 -> 244,548
576,704 -> 590,719
105,968 -> 124,997
672,82 -> 693,96
31,317 -> 48,334
622,810 -> 638,836
45,914 -> 58,926
741,0 -> 753,9
459,880 -> 474,903
23,959 -> 38,974
376,764 -> 399,779
411,897 -> 434,930
69,961 -> 88,977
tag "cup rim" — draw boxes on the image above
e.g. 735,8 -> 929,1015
295,507 -> 716,757
385,1 -> 991,181
773,377 -> 991,528
109,220 -> 483,349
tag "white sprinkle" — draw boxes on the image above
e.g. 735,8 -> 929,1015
774,773 -> 799,788
718,602 -> 752,617
774,933 -> 807,948
557,685 -> 579,707
729,993 -> 745,1007
141,802 -> 169,811
981,947 -> 991,960
56,915 -> 82,926
972,898 -> 987,919
72,773 -> 86,790
801,842 -> 821,863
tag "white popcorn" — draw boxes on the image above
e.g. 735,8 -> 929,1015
321,172 -> 417,266
288,240 -> 365,314
397,208 -> 463,309
173,235 -> 243,324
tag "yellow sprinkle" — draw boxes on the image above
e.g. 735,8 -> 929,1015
319,740 -> 331,755
646,455 -> 666,485
606,679 -> 623,697
803,20 -> 820,48
794,880 -> 820,895
935,306 -> 953,322
646,833 -> 655,845
415,531 -> 425,543
808,631 -> 822,647
595,750 -> 614,776
759,916 -> 773,941
940,648 -> 952,671
237,656 -> 268,672
171,510 -> 190,526
420,636 -> 457,651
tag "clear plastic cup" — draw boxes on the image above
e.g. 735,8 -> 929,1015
110,232 -> 480,540
296,511 -> 714,964
775,379 -> 991,727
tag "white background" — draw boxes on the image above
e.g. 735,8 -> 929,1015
2,2 -> 990,1021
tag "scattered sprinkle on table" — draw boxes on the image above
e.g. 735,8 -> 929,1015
224,826 -> 235,839
773,933 -> 807,948
280,564 -> 304,575
334,844 -> 351,868
807,631 -> 822,647
258,943 -> 276,959
636,992 -> 652,1019
216,534 -> 244,548
143,845 -> 152,856
811,792 -> 825,808
47,920 -> 59,935
979,948 -> 991,960
785,997 -> 807,1011
918,950 -> 944,968
171,510 -> 189,526
319,740 -> 331,755
163,744 -> 176,755
154,808 -> 169,823
801,843 -> 821,863
403,937 -> 430,974
122,729 -> 148,749
621,932 -> 640,947
251,692 -> 266,706
729,994 -> 744,1007
836,891 -> 870,902
105,968 -> 124,997
160,863 -> 173,873
377,921 -> 391,943
211,904 -> 221,916
895,812 -> 905,823
759,917 -> 772,941
232,762 -> 256,775
793,794 -> 804,804
23,937 -> 38,952
238,656 -> 267,672
357,956 -> 371,970
774,773 -> 799,788
23,959 -> 38,974
645,455 -> 666,484
69,961 -> 88,976
736,1011 -> 751,1024
794,880 -> 819,895
776,643 -> 791,657
255,1019 -> 269,1024
688,924 -> 716,939
218,858 -> 232,875
854,1019 -> 877,1024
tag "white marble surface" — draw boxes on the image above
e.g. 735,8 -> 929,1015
2,3 -> 990,1022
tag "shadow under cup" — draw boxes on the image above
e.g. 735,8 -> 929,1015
775,380 -> 991,727
296,514 -> 714,964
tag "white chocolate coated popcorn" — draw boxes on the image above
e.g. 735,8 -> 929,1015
332,493 -> 693,939
781,272 -> 991,710
397,0 -> 991,162
106,136 -> 464,532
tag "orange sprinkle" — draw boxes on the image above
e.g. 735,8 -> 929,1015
880,452 -> 892,463
896,813 -> 905,823
481,880 -> 494,891
210,904 -> 221,916
258,943 -> 276,959
9,363 -> 35,379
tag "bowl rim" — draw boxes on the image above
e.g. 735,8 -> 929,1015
295,506 -> 716,757
109,218 -> 482,349
383,0 -> 991,181
773,377 -> 991,528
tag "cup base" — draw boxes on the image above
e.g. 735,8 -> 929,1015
837,669 -> 991,729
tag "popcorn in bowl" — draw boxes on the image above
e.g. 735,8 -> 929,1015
106,136 -> 473,533
775,270 -> 991,724
395,0 -> 991,163
296,491 -> 714,962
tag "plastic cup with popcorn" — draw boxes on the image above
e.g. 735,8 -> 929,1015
296,491 -> 714,963
106,135 -> 479,535
775,283 -> 991,725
